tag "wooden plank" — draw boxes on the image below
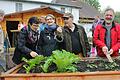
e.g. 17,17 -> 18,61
3,63 -> 24,74
1,71 -> 120,80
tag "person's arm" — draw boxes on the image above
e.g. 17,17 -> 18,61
111,24 -> 120,52
93,25 -> 106,48
82,27 -> 90,52
54,27 -> 64,42
17,29 -> 33,56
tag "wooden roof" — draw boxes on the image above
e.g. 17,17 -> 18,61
5,7 -> 64,17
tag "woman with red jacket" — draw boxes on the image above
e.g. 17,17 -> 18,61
93,8 -> 120,57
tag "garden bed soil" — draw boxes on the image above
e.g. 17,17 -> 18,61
17,57 -> 120,73
1,57 -> 120,80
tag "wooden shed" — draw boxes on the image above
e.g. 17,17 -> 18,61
1,7 -> 64,47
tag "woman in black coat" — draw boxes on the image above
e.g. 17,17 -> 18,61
12,17 -> 40,64
37,14 -> 63,56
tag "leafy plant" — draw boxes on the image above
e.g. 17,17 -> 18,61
88,60 -> 120,71
20,54 -> 120,73
104,62 -> 119,70
22,55 -> 45,73
87,63 -> 98,69
52,50 -> 80,72
41,50 -> 80,73
41,57 -> 53,73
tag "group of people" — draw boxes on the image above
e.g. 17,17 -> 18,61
12,12 -> 90,64
0,7 -> 120,72
12,8 -> 120,65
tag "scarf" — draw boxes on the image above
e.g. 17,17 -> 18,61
46,23 -> 57,31
28,28 -> 39,44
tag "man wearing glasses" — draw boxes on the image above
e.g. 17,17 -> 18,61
56,12 -> 90,57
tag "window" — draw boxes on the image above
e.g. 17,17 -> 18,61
61,7 -> 65,13
16,3 -> 23,12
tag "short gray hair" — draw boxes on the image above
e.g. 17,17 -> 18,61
45,14 -> 55,19
104,8 -> 115,14
45,14 -> 55,20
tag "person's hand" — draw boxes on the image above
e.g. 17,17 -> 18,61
109,49 -> 113,55
30,51 -> 38,57
102,46 -> 108,54
57,27 -> 62,33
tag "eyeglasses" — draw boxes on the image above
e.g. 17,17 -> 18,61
63,17 -> 69,20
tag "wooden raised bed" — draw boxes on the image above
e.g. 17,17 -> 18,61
1,58 -> 120,80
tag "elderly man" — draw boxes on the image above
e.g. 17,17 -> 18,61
56,12 -> 90,57
93,8 -> 120,57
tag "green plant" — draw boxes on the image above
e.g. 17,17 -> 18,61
22,50 -> 80,73
42,50 -> 80,72
87,63 -> 98,69
41,57 -> 53,73
52,50 -> 80,72
22,55 -> 45,73
104,62 -> 119,70
41,50 -> 80,72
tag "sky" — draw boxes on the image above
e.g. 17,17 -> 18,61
33,0 -> 120,12
99,0 -> 120,12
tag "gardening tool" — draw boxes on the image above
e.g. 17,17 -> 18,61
105,51 -> 113,62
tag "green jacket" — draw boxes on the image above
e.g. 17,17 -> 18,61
56,23 -> 90,57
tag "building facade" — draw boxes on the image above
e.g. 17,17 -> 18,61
0,0 -> 80,23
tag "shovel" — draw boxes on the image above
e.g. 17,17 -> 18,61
105,51 -> 113,62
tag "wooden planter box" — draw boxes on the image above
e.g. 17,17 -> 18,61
1,58 -> 120,80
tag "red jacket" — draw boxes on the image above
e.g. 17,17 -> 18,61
93,22 -> 120,57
